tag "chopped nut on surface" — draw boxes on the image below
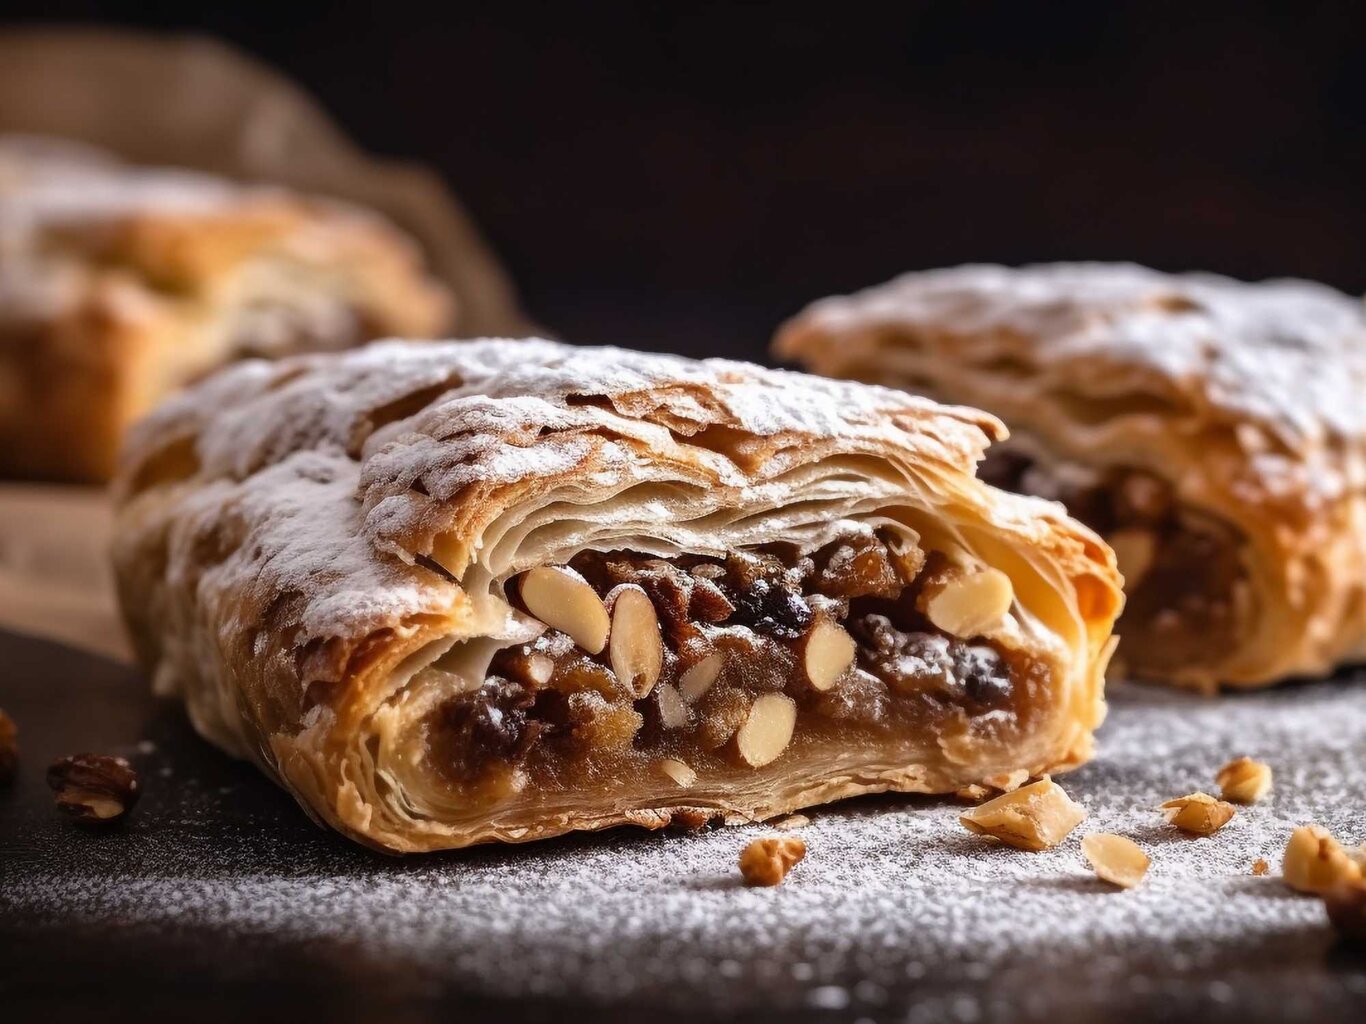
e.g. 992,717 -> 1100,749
607,584 -> 664,696
960,777 -> 1085,851
955,784 -> 991,803
655,682 -> 691,730
1252,858 -> 1270,877
1161,792 -> 1236,836
1216,757 -> 1272,804
0,708 -> 17,785
47,753 -> 141,823
925,567 -> 1014,638
520,566 -> 611,654
738,835 -> 807,886
799,617 -> 856,691
1081,833 -> 1150,889
734,693 -> 797,768
983,769 -> 1030,793
678,652 -> 723,703
657,757 -> 697,788
1323,879 -> 1366,942
1282,825 -> 1363,894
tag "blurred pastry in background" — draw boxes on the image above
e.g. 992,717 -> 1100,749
0,136 -> 453,481
775,263 -> 1366,691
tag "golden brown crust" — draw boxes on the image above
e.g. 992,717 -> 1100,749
775,262 -> 1366,689
0,137 -> 453,480
112,339 -> 1121,852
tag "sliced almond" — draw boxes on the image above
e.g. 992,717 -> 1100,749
1108,528 -> 1157,588
1282,825 -> 1363,894
925,567 -> 1014,638
657,757 -> 697,788
520,566 -> 610,654
606,584 -> 664,696
734,693 -> 797,768
1215,756 -> 1272,804
1081,833 -> 1150,889
679,652 -> 723,703
656,682 -> 690,730
959,777 -> 1085,851
799,618 -> 856,691
1160,792 -> 1236,836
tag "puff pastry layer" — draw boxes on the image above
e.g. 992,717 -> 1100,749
0,136 -> 452,480
112,339 -> 1120,852
776,262 -> 1366,689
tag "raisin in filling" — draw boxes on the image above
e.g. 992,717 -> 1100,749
980,447 -> 1247,674
424,528 -> 1048,805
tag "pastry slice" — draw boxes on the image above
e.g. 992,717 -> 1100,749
112,339 -> 1120,852
0,135 -> 452,481
775,262 -> 1366,689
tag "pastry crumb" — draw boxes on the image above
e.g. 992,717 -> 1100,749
1160,792 -> 1235,836
739,836 -> 807,886
1252,858 -> 1270,876
960,777 -> 1085,851
954,784 -> 991,803
1282,825 -> 1363,894
1215,756 -> 1272,804
1081,833 -> 1150,889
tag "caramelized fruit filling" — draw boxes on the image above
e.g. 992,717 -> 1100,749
425,527 -> 1049,806
980,448 -> 1246,672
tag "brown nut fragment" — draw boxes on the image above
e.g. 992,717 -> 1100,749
606,584 -> 664,696
734,693 -> 797,768
1282,825 -> 1363,894
1215,757 -> 1272,804
925,567 -> 1014,638
1108,529 -> 1156,588
960,777 -> 1086,851
1324,879 -> 1366,942
520,566 -> 611,654
47,754 -> 141,823
679,652 -> 723,703
1160,792 -> 1236,836
799,618 -> 856,691
657,757 -> 697,788
1252,858 -> 1270,877
0,708 -> 17,785
738,835 -> 807,887
1081,833 -> 1151,889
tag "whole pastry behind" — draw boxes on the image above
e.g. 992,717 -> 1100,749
0,136 -> 453,481
111,339 -> 1121,853
775,262 -> 1366,690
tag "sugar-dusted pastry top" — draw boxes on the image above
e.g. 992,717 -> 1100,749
780,262 -> 1366,467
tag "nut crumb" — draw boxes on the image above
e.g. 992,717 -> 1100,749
0,708 -> 17,785
47,753 -> 141,823
1282,825 -> 1363,894
1160,792 -> 1235,835
983,769 -> 1030,793
739,836 -> 807,886
1252,858 -> 1270,876
960,777 -> 1085,851
1324,879 -> 1366,942
1215,757 -> 1272,804
1081,833 -> 1150,889
955,784 -> 991,803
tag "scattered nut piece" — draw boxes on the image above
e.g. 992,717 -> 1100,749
925,567 -> 1014,638
799,618 -> 856,691
1252,858 -> 1270,877
1081,833 -> 1151,889
520,566 -> 611,654
1324,879 -> 1366,942
960,777 -> 1086,851
47,754 -> 141,823
738,836 -> 807,886
0,708 -> 17,785
607,584 -> 664,696
983,769 -> 1030,793
955,784 -> 991,803
679,652 -> 723,703
1216,757 -> 1272,804
655,683 -> 691,730
734,693 -> 797,768
1161,792 -> 1236,836
657,757 -> 697,788
1107,529 -> 1157,588
1282,825 -> 1363,894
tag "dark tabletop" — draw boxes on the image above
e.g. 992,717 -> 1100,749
2,628 -> 1364,1024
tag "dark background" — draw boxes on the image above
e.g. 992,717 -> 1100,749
3,2 -> 1365,356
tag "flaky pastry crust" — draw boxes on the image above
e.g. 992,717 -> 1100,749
775,262 -> 1366,689
113,339 -> 1120,852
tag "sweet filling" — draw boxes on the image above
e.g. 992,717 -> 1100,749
979,448 -> 1247,674
421,526 -> 1052,808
